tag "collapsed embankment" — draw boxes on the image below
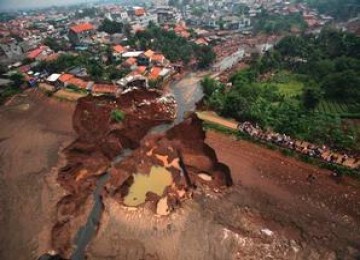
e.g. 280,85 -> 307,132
50,88 -> 232,259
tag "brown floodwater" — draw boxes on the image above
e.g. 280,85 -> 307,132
123,166 -> 173,207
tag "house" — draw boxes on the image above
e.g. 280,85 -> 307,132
151,53 -> 168,66
122,51 -> 143,58
116,74 -> 148,88
144,49 -> 155,59
26,45 -> 53,60
68,23 -> 95,45
134,7 -> 146,17
65,77 -> 93,90
92,83 -> 119,96
195,38 -> 209,46
113,44 -> 126,61
58,73 -> 74,86
149,66 -> 163,80
123,57 -> 137,70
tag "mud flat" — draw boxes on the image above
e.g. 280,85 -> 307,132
0,89 -> 76,260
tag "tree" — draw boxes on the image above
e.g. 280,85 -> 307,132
195,45 -> 216,69
43,37 -> 62,52
303,84 -> 323,110
98,19 -> 123,34
9,73 -> 25,88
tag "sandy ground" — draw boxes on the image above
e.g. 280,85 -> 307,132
0,89 -> 76,260
86,130 -> 360,260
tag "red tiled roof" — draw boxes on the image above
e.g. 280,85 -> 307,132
27,45 -> 47,59
113,45 -> 125,53
124,57 -> 137,66
59,74 -> 74,83
149,67 -> 162,80
151,53 -> 165,63
136,66 -> 147,74
134,8 -> 145,16
92,84 -> 117,94
70,23 -> 94,34
66,77 -> 88,89
18,65 -> 31,73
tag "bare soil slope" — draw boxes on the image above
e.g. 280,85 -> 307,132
0,89 -> 76,260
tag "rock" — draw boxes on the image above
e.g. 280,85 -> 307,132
260,228 -> 274,236
198,173 -> 213,182
156,197 -> 170,216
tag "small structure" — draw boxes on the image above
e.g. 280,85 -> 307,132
92,83 -> 119,96
68,23 -> 95,45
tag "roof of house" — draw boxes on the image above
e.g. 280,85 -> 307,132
195,38 -> 208,45
27,45 -> 47,59
144,49 -> 154,58
46,73 -> 61,82
136,66 -> 147,74
66,77 -> 89,89
151,53 -> 165,63
124,57 -> 137,66
130,66 -> 147,76
92,84 -> 118,94
59,74 -> 74,83
70,23 -> 94,34
149,67 -> 162,80
122,51 -> 143,58
134,7 -> 145,16
113,44 -> 125,53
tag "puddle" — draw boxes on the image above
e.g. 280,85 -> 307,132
124,166 -> 173,207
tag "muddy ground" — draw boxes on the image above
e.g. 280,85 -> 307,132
0,89 -> 76,260
1,88 -> 360,260
86,131 -> 360,260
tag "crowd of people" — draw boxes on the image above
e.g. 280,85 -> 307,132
237,122 -> 360,170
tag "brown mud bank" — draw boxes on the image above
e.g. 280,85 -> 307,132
50,89 -> 231,258
106,114 -> 233,211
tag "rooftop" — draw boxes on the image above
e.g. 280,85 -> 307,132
70,23 -> 94,34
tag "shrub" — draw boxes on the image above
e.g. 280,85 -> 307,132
111,109 -> 125,122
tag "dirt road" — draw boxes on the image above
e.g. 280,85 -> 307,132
0,89 -> 76,260
196,111 -> 238,129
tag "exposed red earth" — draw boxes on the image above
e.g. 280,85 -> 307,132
51,88 -> 231,258
1,87 -> 360,260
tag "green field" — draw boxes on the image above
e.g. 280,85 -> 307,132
275,80 -> 304,97
266,71 -> 304,97
316,99 -> 360,118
